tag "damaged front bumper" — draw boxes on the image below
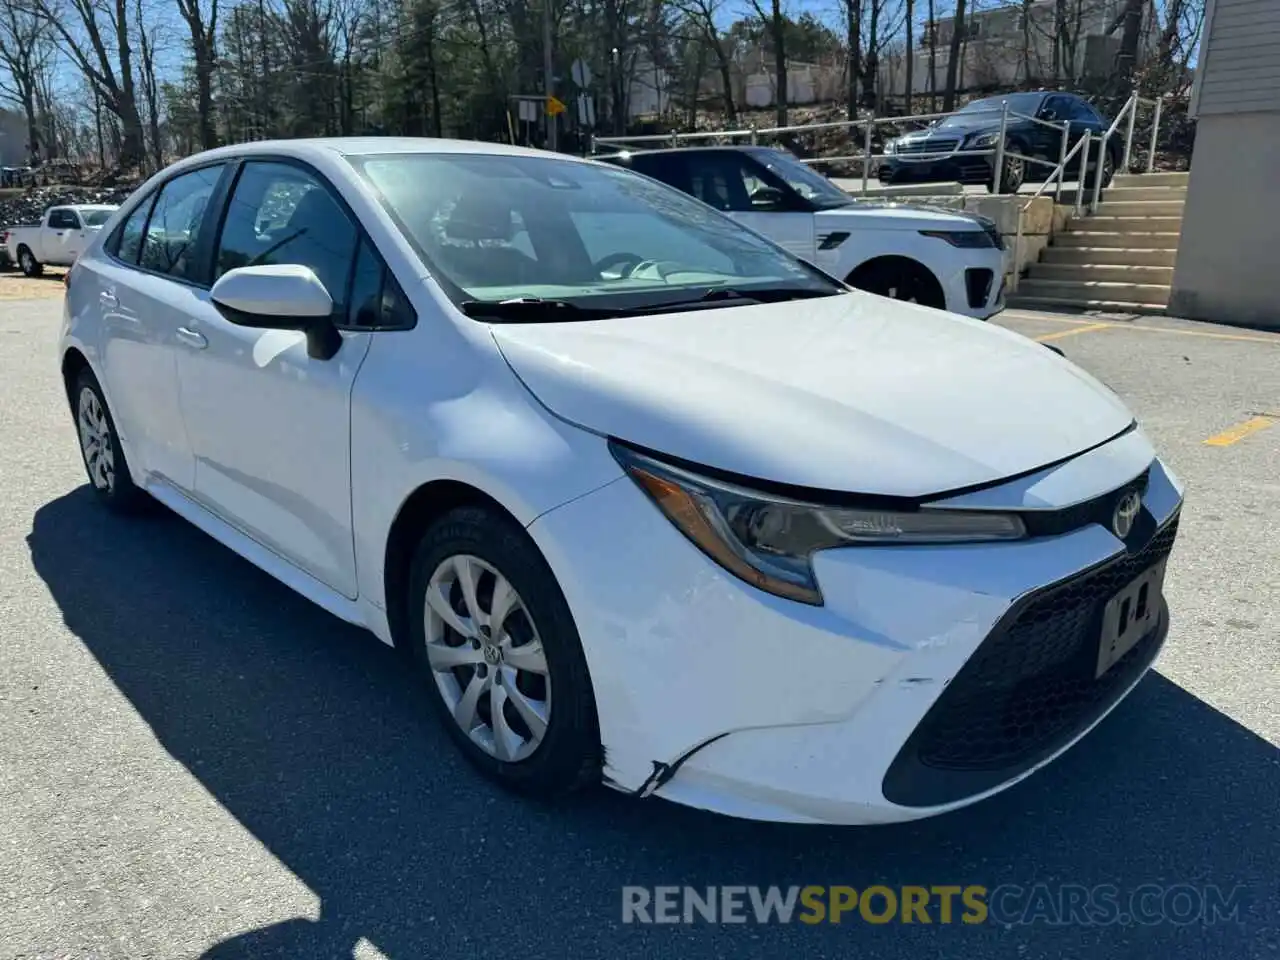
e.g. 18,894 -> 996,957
525,433 -> 1184,825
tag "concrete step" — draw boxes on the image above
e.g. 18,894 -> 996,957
1005,295 -> 1167,316
1014,279 -> 1171,306
1054,230 -> 1181,249
1028,263 -> 1175,284
1112,171 -> 1190,189
1042,246 -> 1178,267
1093,199 -> 1185,217
1058,185 -> 1187,205
1067,215 -> 1183,233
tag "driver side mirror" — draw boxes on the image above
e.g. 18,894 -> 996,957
1039,107 -> 1059,122
750,185 -> 789,211
210,264 -> 343,361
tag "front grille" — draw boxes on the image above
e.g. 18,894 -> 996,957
965,268 -> 995,308
883,514 -> 1179,807
898,138 -> 959,156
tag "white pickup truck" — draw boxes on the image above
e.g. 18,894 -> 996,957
5,204 -> 118,276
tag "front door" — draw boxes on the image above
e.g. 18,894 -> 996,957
46,208 -> 88,264
174,160 -> 372,598
682,152 -> 816,260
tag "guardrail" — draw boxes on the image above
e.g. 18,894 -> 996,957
590,92 -> 1167,202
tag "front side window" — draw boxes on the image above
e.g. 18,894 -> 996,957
81,209 -> 115,227
49,209 -> 79,230
140,164 -> 225,281
349,152 -> 843,319
215,161 -> 359,316
754,151 -> 853,210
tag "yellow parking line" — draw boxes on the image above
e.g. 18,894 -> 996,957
1204,416 -> 1276,447
1035,322 -> 1112,342
1005,313 -> 1280,345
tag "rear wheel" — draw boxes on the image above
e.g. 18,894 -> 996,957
997,150 -> 1025,194
407,506 -> 600,796
848,259 -> 947,310
18,246 -> 42,277
73,369 -> 147,512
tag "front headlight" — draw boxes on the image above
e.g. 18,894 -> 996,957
611,442 -> 1027,606
919,229 -> 998,248
883,138 -> 899,155
967,131 -> 1000,148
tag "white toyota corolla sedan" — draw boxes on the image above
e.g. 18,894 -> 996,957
59,138 -> 1183,824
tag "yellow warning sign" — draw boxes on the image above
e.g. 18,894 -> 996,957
546,95 -> 567,116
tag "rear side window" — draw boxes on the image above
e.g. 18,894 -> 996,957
139,164 -> 225,281
114,199 -> 155,265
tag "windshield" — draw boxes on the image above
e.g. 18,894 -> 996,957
754,152 -> 852,210
936,93 -> 1046,128
348,152 -> 844,319
81,209 -> 115,227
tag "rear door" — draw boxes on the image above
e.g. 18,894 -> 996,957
94,163 -> 229,492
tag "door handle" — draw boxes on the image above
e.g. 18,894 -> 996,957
176,326 -> 208,350
99,291 -> 118,308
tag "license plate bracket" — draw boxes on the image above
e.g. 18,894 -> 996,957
1096,560 -> 1167,678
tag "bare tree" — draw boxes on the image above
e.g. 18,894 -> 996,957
176,0 -> 219,149
674,0 -> 736,122
745,0 -> 788,127
0,0 -> 56,163
32,0 -> 147,168
135,0 -> 163,168
925,0 -> 935,110
1113,0 -> 1147,92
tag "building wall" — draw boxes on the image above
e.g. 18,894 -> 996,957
1168,113 -> 1280,329
1169,0 -> 1280,329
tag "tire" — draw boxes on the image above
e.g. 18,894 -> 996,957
18,246 -> 42,277
848,260 -> 946,310
1099,150 -> 1116,189
997,149 -> 1025,194
407,506 -> 601,797
73,369 -> 147,512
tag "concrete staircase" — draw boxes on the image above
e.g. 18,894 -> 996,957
1008,171 -> 1188,313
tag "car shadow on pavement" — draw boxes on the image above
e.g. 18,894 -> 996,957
28,487 -> 1280,959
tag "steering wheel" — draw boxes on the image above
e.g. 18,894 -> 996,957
594,251 -> 645,278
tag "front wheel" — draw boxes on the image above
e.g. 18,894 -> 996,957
407,506 -> 601,797
18,246 -> 42,277
848,260 -> 947,310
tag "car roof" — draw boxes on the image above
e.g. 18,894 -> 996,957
172,137 -> 598,168
599,145 -> 778,162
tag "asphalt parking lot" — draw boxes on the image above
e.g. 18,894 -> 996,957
1,297 -> 1277,959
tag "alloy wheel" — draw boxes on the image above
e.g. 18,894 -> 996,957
77,386 -> 115,492
423,554 -> 551,762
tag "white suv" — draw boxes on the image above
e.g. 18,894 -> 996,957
60,138 -> 1181,825
601,145 -> 1007,319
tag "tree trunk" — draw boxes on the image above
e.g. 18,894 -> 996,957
942,0 -> 964,111
926,0 -> 936,111
1115,0 -> 1146,93
904,0 -> 913,113
861,0 -> 880,110
845,0 -> 861,121
770,0 -> 787,127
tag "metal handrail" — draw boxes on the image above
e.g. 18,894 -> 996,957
1009,130 -> 1093,294
593,91 -> 1168,205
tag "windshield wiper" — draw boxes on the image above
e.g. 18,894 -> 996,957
460,297 -> 606,322
676,285 -> 842,308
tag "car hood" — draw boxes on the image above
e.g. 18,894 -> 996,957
817,202 -> 984,232
489,293 -> 1134,498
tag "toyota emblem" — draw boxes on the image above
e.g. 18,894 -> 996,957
1112,491 -> 1142,539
